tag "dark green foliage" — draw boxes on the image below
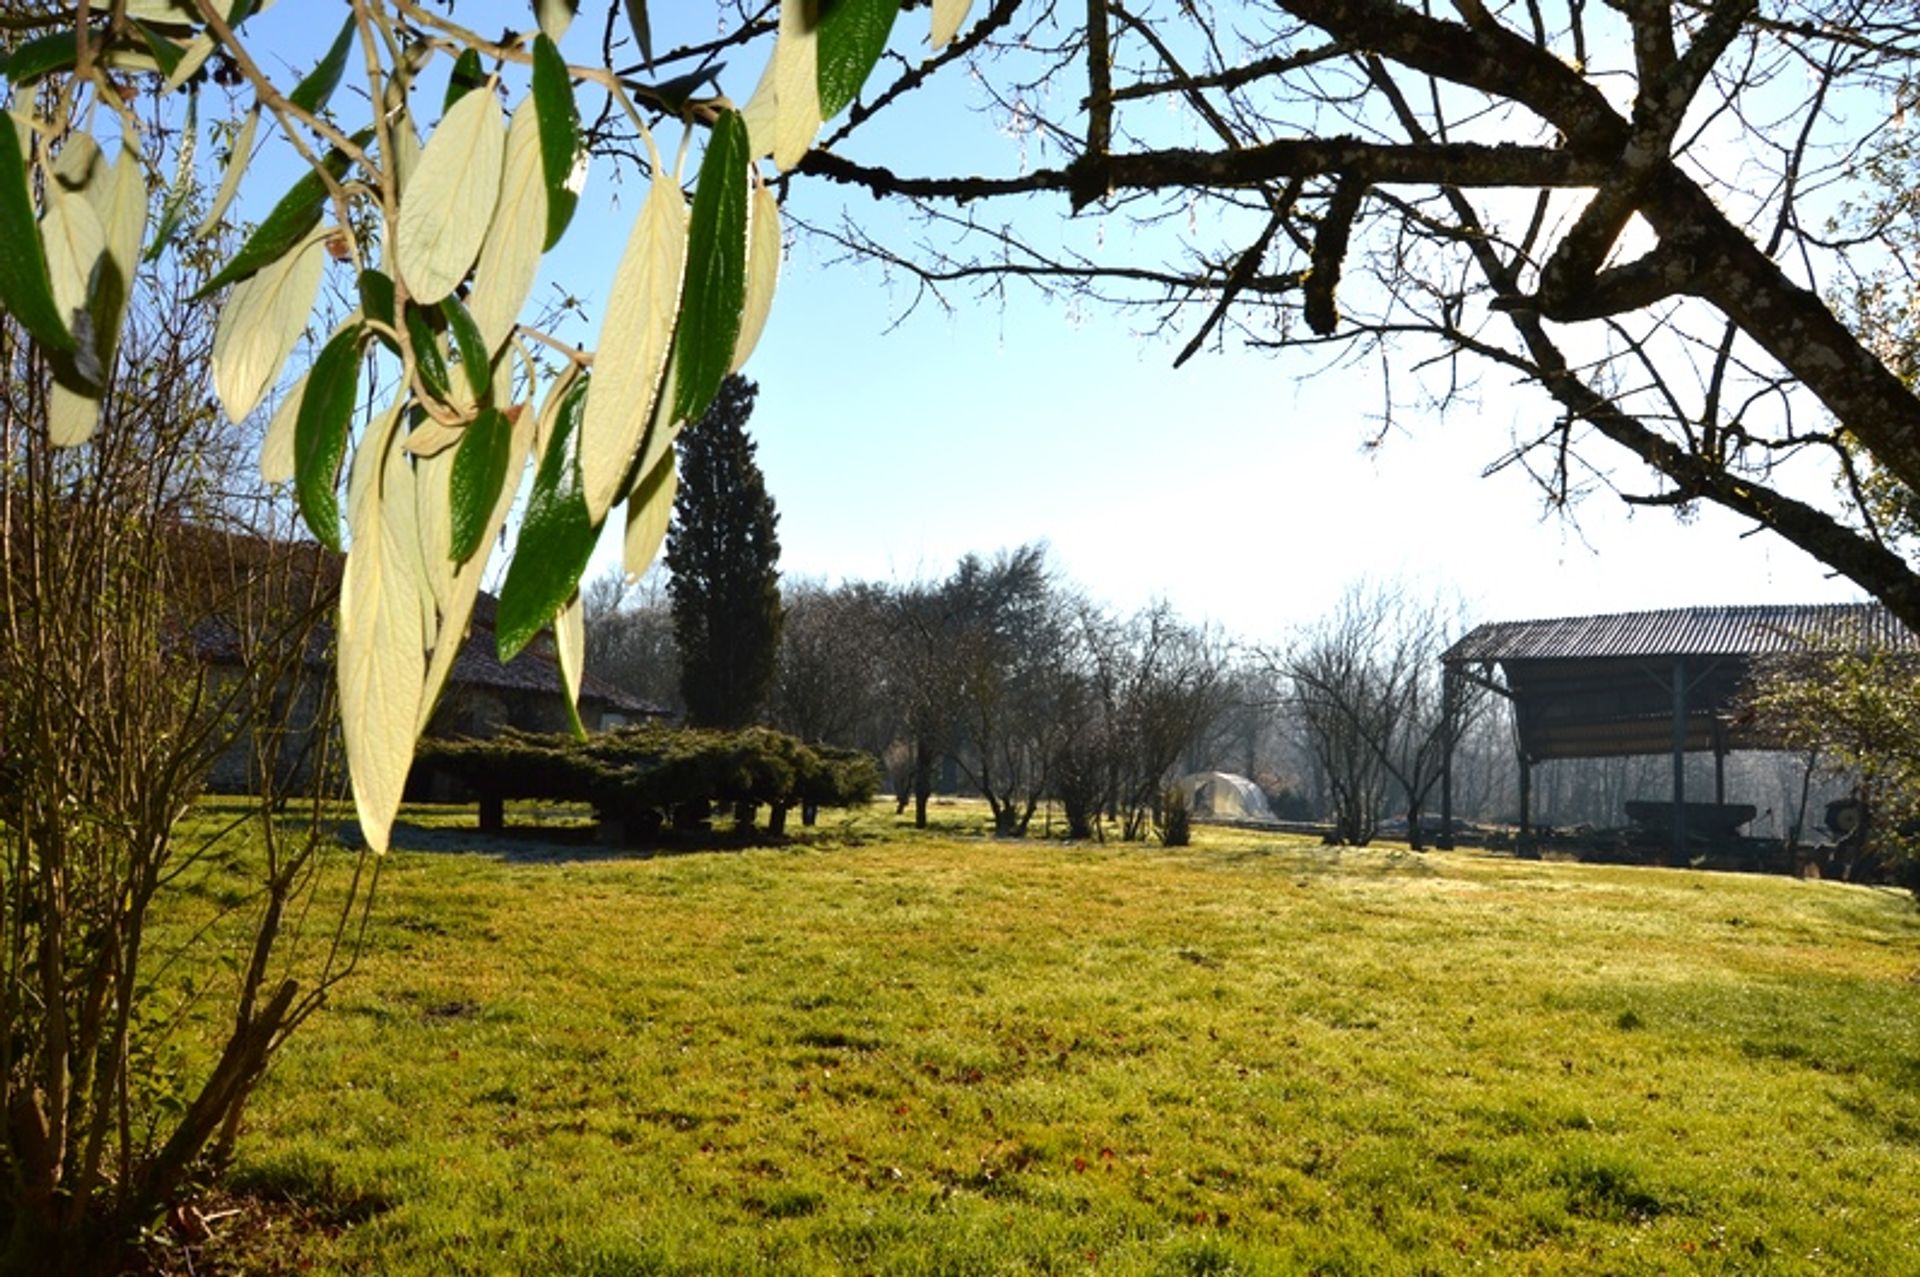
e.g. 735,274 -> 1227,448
666,375 -> 783,729
416,724 -> 878,841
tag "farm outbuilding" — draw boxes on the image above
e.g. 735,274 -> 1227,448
1437,604 -> 1920,853
1177,772 -> 1276,823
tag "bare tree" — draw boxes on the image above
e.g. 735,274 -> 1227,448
0,262 -> 373,1272
756,1 -> 1920,629
584,567 -> 683,717
1282,582 -> 1477,847
944,546 -> 1073,837
772,578 -> 890,748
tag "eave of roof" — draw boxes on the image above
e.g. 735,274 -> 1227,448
1443,604 -> 1915,665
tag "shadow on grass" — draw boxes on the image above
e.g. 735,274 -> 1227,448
335,816 -> 861,864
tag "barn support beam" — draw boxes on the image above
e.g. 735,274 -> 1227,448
1517,752 -> 1534,857
1714,722 -> 1727,808
1439,667 -> 1459,851
1671,655 -> 1688,859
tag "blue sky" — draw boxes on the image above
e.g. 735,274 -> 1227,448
241,2 -> 1866,640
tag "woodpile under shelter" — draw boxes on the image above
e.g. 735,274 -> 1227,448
1437,604 -> 1920,853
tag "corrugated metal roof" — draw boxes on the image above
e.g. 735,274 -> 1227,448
1443,604 -> 1919,664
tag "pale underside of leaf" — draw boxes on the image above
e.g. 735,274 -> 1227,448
41,181 -> 108,446
530,359 -> 581,471
772,3 -> 823,170
51,134 -> 102,193
931,0 -> 972,48
97,146 -> 147,293
731,178 -> 781,373
417,400 -> 538,734
195,106 -> 258,240
407,449 -> 449,648
555,589 -> 587,736
47,383 -> 98,446
742,1 -> 823,171
536,0 -> 577,43
466,95 -> 547,357
578,158 -> 686,525
402,413 -> 466,457
629,351 -> 680,505
41,179 -> 105,330
212,229 -> 327,423
260,369 -> 306,483
388,111 -> 422,198
164,32 -> 217,93
623,451 -> 676,579
263,312 -> 362,481
395,87 -> 505,304
340,400 -> 426,855
122,0 -> 197,20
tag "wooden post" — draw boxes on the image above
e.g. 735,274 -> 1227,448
1517,751 -> 1534,857
1671,655 -> 1688,859
478,790 -> 504,834
1439,667 -> 1458,851
1714,726 -> 1727,809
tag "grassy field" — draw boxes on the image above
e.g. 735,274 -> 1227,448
174,800 -> 1920,1275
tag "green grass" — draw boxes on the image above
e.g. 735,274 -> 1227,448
173,800 -> 1920,1274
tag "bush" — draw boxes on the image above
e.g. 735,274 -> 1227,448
416,724 -> 880,841
1160,785 -> 1192,847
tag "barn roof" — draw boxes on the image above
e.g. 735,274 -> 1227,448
1443,604 -> 1916,666
1443,604 -> 1916,763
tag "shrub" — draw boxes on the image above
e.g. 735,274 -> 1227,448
1160,785 -> 1193,847
416,724 -> 879,842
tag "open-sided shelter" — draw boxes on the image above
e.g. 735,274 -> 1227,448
1437,604 -> 1920,852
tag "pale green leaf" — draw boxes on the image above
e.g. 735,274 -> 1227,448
194,105 -> 258,240
163,32 -> 216,94
124,0 -> 199,21
387,109 -> 422,198
40,180 -> 105,346
93,145 -> 148,358
412,440 -> 458,614
622,448 -> 675,579
618,338 -> 682,516
395,86 -> 505,304
146,91 -> 197,262
741,1 -> 823,171
555,588 -> 588,739
931,0 -> 971,48
579,152 -> 686,524
417,399 -> 537,733
339,400 -> 427,856
260,368 -> 306,483
773,2 -> 823,170
731,178 -> 781,373
211,228 -> 326,422
466,95 -> 546,356
536,0 -> 579,42
47,383 -> 100,447
401,414 -> 468,458
51,134 -> 103,194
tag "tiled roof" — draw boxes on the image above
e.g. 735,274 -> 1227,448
182,531 -> 664,717
1443,604 -> 1918,664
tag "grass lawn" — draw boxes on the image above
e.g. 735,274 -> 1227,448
176,800 -> 1920,1274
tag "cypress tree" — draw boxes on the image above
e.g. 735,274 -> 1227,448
665,375 -> 784,728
